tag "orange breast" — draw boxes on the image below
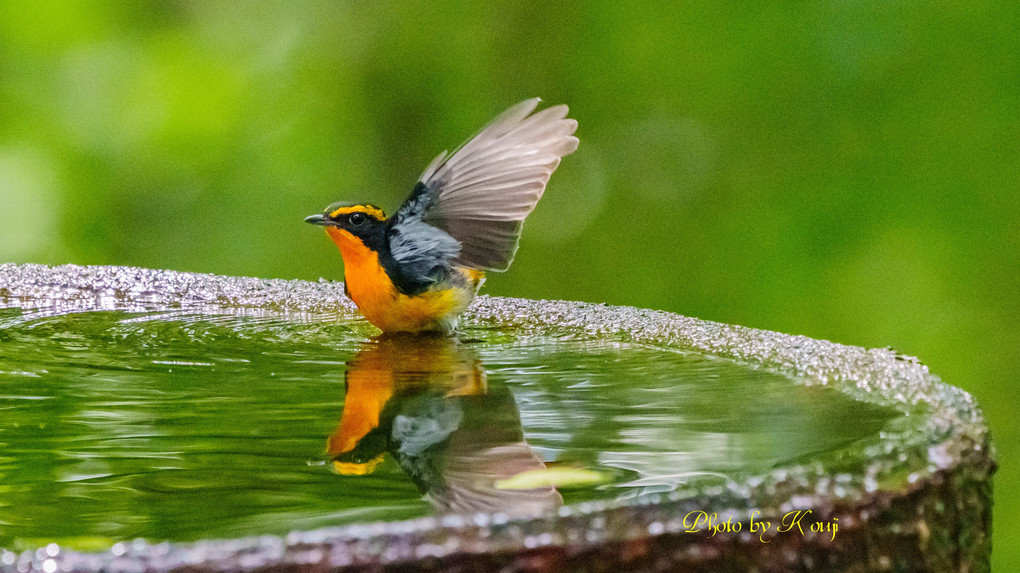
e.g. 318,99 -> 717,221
326,228 -> 479,333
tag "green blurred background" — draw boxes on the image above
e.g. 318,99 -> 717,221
1,0 -> 1015,567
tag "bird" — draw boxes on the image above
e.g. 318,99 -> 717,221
305,98 -> 578,333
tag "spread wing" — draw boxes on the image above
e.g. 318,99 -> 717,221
390,99 -> 578,272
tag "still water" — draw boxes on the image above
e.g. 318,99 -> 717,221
0,306 -> 896,550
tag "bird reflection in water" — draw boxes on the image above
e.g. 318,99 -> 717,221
327,335 -> 563,516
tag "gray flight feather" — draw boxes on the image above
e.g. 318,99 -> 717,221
393,99 -> 578,272
388,218 -> 461,290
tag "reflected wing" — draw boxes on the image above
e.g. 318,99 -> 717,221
391,99 -> 578,271
427,442 -> 563,516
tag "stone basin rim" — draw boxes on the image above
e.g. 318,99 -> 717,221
0,263 -> 993,572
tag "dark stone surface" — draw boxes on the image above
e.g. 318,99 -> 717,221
0,264 -> 995,572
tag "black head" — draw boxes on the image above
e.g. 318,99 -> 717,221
305,202 -> 388,251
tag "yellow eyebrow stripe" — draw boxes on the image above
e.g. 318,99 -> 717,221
328,205 -> 386,220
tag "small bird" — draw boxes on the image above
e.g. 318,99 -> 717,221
306,99 -> 578,333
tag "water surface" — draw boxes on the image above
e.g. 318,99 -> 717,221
0,306 -> 896,549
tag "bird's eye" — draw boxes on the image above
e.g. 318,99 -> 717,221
349,212 -> 367,226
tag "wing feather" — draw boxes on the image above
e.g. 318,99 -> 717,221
396,99 -> 578,271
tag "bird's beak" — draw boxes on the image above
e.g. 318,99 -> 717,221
305,214 -> 335,226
